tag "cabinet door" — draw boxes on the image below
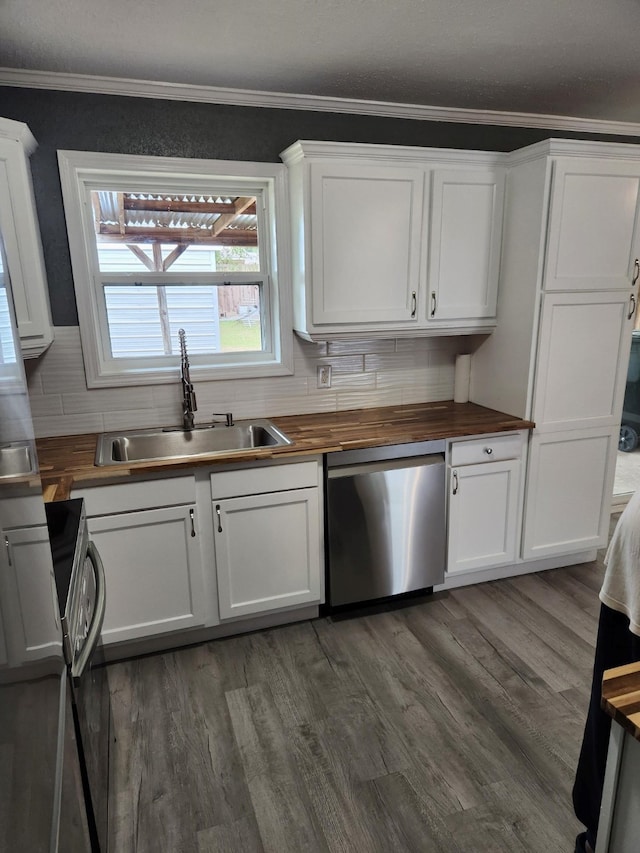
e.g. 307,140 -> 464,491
0,135 -> 53,357
309,162 -> 424,324
522,427 -> 617,560
3,526 -> 62,665
214,488 -> 321,620
533,291 -> 634,431
428,168 -> 505,320
87,505 -> 205,645
447,460 -> 520,574
545,158 -> 640,291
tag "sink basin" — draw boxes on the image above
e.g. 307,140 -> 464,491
0,442 -> 36,479
95,419 -> 293,465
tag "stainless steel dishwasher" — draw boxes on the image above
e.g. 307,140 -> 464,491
326,440 -> 446,608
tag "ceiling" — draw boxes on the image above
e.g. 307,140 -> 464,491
1,0 -> 639,125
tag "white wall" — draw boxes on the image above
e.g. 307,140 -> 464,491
25,327 -> 470,437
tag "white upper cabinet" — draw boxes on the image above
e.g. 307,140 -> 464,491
309,162 -> 424,325
281,141 -> 504,341
533,290 -> 635,431
427,168 -> 504,322
0,118 -> 53,358
544,158 -> 640,291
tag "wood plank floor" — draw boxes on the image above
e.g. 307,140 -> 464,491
107,547 -> 611,852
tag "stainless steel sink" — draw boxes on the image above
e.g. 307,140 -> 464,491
0,441 -> 36,479
94,419 -> 293,465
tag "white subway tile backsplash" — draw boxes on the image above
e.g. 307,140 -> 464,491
315,355 -> 364,375
102,407 -> 181,432
41,367 -> 89,396
395,337 -> 446,353
32,413 -> 104,438
231,393 -> 339,420
24,361 -> 43,395
364,351 -> 429,372
327,339 -> 396,356
62,386 -> 155,415
28,393 -> 64,418
401,382 -> 453,405
27,325 -> 459,438
294,337 -> 327,358
231,376 -> 310,400
336,387 -> 403,411
328,372 -> 377,390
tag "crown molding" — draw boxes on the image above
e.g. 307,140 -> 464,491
280,139 -> 505,166
2,67 -> 640,138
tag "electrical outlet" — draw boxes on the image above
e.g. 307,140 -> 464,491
317,364 -> 332,389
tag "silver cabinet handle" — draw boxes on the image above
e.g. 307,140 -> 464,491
430,291 -> 437,317
189,508 -> 196,537
484,447 -> 493,456
4,535 -> 11,566
216,504 -> 222,533
452,470 -> 459,495
411,291 -> 417,318
633,258 -> 639,286
629,293 -> 637,320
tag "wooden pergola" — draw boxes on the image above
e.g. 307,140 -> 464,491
92,192 -> 258,272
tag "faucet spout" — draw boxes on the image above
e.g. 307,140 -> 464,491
178,329 -> 197,431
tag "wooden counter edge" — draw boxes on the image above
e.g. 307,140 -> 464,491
35,403 -> 535,502
601,661 -> 640,743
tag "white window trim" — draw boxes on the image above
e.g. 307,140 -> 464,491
58,150 -> 294,388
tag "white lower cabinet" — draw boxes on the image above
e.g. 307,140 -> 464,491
72,459 -> 323,648
522,427 -> 617,560
211,459 -> 323,621
448,460 -> 520,574
86,505 -> 205,645
447,433 -> 523,575
1,525 -> 62,665
73,476 -> 206,647
213,488 -> 321,620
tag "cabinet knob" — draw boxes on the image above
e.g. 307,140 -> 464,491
452,470 -> 459,495
189,508 -> 196,537
633,258 -> 640,286
629,293 -> 637,321
216,504 -> 222,533
430,291 -> 437,317
411,291 -> 417,318
484,447 -> 493,456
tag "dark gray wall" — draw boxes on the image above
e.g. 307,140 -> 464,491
1,86 -> 638,325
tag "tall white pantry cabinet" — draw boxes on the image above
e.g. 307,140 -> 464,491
472,140 -> 640,561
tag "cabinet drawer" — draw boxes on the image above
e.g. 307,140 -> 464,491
450,433 -> 522,466
73,475 -> 196,516
211,460 -> 318,499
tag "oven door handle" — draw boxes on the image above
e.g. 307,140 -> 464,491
71,540 -> 106,684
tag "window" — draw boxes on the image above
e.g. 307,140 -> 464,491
58,152 -> 293,387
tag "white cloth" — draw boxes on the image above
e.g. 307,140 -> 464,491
600,489 -> 640,637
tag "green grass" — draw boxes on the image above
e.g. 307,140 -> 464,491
219,318 -> 262,352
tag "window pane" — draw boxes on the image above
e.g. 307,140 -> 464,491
104,284 -> 263,358
91,192 -> 260,273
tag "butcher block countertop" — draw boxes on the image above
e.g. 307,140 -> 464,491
36,400 -> 534,501
602,662 -> 640,742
